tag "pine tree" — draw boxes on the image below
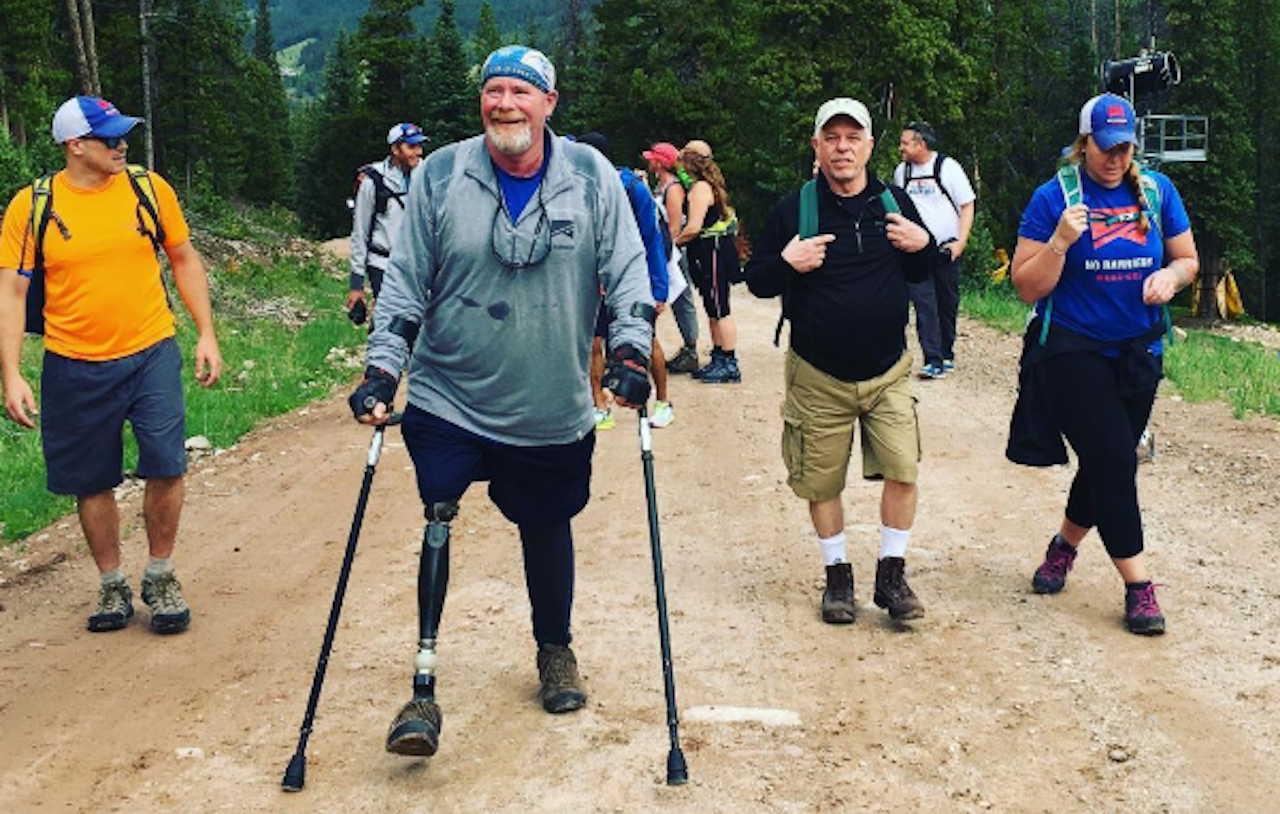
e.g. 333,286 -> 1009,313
355,0 -> 425,152
243,0 -> 291,205
420,0 -> 474,146
297,31 -> 369,236
472,1 -> 504,64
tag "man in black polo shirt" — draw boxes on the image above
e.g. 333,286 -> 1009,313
746,98 -> 936,626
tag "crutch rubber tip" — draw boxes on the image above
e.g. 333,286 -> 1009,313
666,748 -> 688,786
385,698 -> 443,757
281,753 -> 306,792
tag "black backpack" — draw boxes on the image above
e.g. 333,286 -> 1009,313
348,165 -> 406,258
20,165 -> 165,335
901,153 -> 959,214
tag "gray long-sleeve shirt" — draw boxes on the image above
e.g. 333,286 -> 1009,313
349,156 -> 410,285
367,130 -> 654,445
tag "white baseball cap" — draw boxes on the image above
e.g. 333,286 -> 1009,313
814,98 -> 872,136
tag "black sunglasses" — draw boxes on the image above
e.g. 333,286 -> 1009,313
85,135 -> 128,149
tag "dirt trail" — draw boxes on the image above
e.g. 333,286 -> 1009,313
2,285 -> 1279,813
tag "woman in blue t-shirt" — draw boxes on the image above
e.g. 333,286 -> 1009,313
1008,93 -> 1199,635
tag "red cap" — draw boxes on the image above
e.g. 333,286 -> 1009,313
642,142 -> 679,168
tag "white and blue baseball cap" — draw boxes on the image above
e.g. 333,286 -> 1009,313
52,96 -> 143,144
387,122 -> 428,146
1079,93 -> 1137,150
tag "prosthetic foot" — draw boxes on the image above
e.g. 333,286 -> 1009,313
386,501 -> 456,757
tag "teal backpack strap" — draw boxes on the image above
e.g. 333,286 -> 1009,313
1056,163 -> 1083,208
879,187 -> 900,216
798,180 -> 818,239
1038,296 -> 1053,346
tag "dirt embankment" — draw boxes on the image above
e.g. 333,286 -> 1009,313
2,288 -> 1279,813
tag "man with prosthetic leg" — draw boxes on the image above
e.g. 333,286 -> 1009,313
349,45 -> 655,759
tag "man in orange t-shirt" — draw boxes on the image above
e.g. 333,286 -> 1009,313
0,96 -> 222,635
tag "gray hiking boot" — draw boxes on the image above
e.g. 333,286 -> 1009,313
665,345 -> 699,374
821,563 -> 856,624
386,698 -> 444,756
87,580 -> 134,632
140,571 -> 191,634
537,644 -> 587,713
873,557 -> 926,621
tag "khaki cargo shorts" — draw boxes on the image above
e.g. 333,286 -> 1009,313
781,349 -> 921,502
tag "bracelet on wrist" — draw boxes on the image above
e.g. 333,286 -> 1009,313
1047,240 -> 1066,257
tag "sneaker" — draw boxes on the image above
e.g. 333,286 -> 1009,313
1032,535 -> 1078,594
386,697 -> 444,756
1124,582 -> 1166,635
665,346 -> 699,374
593,407 -> 616,431
873,557 -> 925,620
690,350 -> 725,380
87,580 -> 134,632
700,356 -> 741,385
650,400 -> 675,428
942,358 -> 956,372
918,363 -> 946,380
140,571 -> 191,634
536,644 -> 587,713
821,563 -> 856,624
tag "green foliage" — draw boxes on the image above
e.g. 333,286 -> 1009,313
296,32 -> 370,236
960,285 -> 1030,335
471,1 -> 505,62
1163,330 -> 1280,419
420,0 -> 476,146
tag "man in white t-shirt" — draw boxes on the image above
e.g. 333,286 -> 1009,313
895,121 -> 976,379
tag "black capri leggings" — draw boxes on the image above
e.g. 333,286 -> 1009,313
1044,350 -> 1158,560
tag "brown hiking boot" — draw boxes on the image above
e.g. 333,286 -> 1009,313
537,644 -> 587,713
821,563 -> 856,624
873,557 -> 925,620
385,698 -> 443,757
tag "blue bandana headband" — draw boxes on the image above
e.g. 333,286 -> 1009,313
481,45 -> 556,93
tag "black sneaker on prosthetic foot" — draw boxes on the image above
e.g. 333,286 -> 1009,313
386,697 -> 443,756
537,644 -> 587,713
874,557 -> 925,621
821,563 -> 856,624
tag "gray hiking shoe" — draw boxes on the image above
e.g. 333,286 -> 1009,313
87,580 -> 134,632
386,698 -> 443,756
537,644 -> 587,713
140,571 -> 191,634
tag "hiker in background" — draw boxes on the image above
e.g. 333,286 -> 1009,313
577,132 -> 675,429
0,96 -> 222,635
895,121 -> 976,379
1007,93 -> 1198,635
745,98 -> 936,626
644,141 -> 700,374
677,139 -> 742,384
346,122 -> 427,324
349,46 -> 653,757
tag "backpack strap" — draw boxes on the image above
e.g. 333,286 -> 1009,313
24,174 -> 57,277
933,153 -> 959,214
125,164 -> 165,252
798,179 -> 818,239
879,186 -> 900,216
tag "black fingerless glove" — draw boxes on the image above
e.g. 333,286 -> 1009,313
601,344 -> 651,405
348,366 -> 398,420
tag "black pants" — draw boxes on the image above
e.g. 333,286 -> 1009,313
909,258 -> 961,365
1045,350 -> 1157,559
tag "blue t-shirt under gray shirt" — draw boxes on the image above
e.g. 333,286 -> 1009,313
493,158 -> 548,223
1018,167 -> 1190,353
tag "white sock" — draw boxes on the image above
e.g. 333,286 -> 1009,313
145,556 -> 174,578
879,526 -> 910,560
101,569 -> 126,587
819,532 -> 848,566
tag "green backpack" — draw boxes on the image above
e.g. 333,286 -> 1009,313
1039,163 -> 1170,346
774,179 -> 901,345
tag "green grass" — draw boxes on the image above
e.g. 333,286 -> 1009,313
961,282 -> 1280,421
961,283 -> 1031,335
0,253 -> 365,543
1163,331 -> 1280,419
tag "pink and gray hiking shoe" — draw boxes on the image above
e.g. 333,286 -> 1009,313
1124,582 -> 1166,635
1032,535 -> 1078,595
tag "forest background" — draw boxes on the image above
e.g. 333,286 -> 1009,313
0,0 -> 1277,322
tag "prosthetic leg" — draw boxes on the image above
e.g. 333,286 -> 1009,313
385,500 -> 457,756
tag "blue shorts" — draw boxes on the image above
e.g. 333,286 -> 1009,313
400,405 -> 595,526
41,337 -> 187,496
